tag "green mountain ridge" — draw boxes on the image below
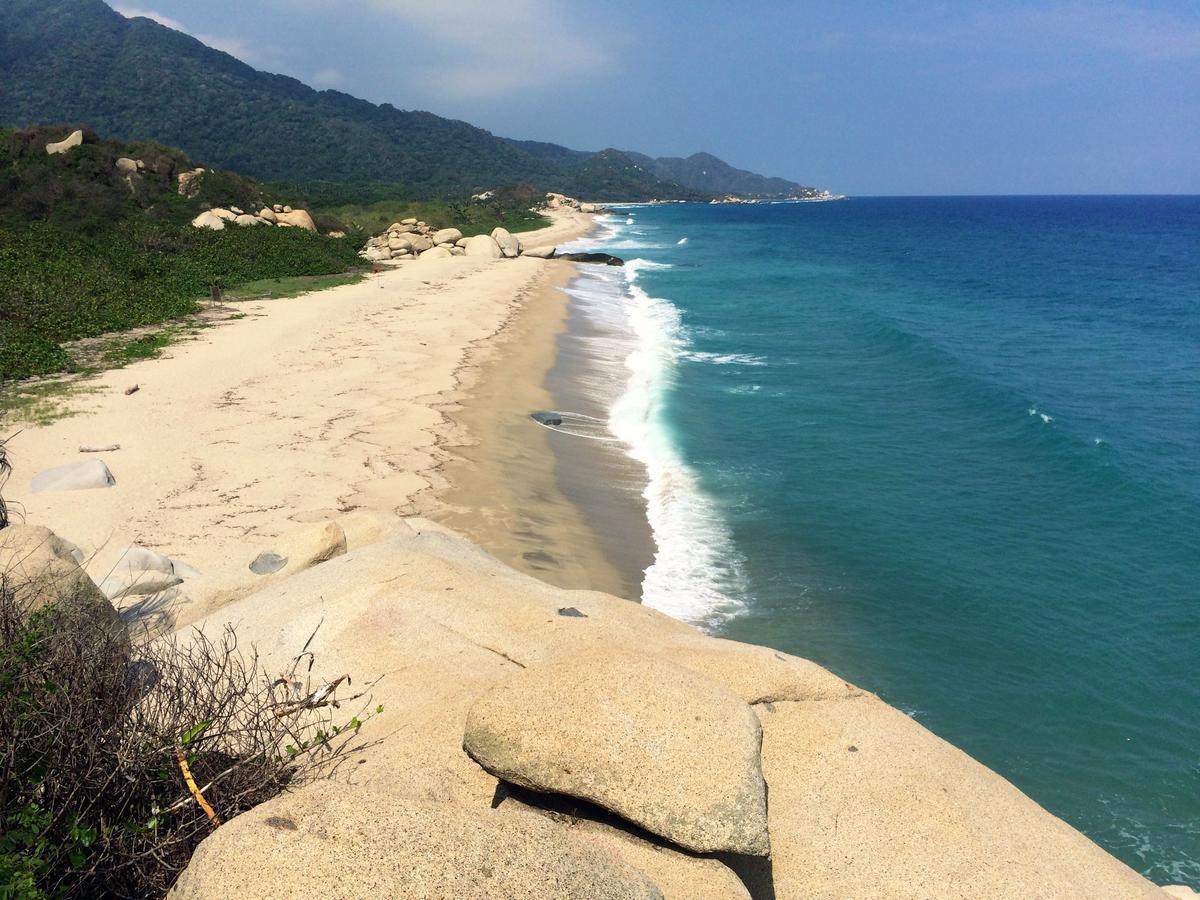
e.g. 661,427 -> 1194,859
0,0 -> 823,201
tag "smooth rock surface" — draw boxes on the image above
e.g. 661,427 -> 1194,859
45,129 -> 83,155
170,782 -> 664,900
31,459 -> 115,493
522,245 -> 556,259
0,525 -> 110,618
191,210 -> 225,230
463,234 -> 502,258
275,209 -> 316,231
491,226 -> 521,258
433,227 -> 463,245
233,214 -> 259,226
418,246 -> 452,260
464,649 -> 770,856
753,696 -> 1166,899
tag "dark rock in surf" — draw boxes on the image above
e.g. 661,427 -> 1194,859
558,252 -> 625,267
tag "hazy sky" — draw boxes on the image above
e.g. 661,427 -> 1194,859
110,1 -> 1200,195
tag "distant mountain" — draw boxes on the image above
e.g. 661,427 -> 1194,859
0,0 -> 823,201
625,151 -> 820,199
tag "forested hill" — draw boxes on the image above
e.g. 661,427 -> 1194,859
0,0 -> 821,201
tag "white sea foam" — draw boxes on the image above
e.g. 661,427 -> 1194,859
1028,405 -> 1054,424
625,217 -> 635,225
682,351 -> 767,366
677,237 -> 689,245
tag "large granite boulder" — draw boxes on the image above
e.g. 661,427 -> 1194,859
115,157 -> 140,175
751,695 -> 1166,899
0,525 -> 117,627
522,245 -> 556,259
258,207 -> 277,223
191,210 -> 225,230
463,649 -> 770,856
463,234 -> 502,258
30,459 -> 115,493
490,227 -> 521,258
247,521 -> 347,579
169,782 -> 663,900
432,227 -> 463,246
405,234 -> 434,253
233,214 -> 260,226
559,251 -> 625,266
275,209 -> 317,232
45,129 -> 84,155
418,246 -> 452,261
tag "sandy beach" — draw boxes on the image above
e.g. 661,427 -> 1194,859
2,208 -> 619,622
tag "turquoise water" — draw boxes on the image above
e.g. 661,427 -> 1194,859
569,198 -> 1199,884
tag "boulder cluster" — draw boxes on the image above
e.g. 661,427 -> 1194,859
541,191 -> 601,213
191,202 -> 317,232
361,220 -> 555,264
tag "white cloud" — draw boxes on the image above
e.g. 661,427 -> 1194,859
110,5 -> 186,32
111,5 -> 271,68
311,67 -> 345,88
358,0 -> 615,99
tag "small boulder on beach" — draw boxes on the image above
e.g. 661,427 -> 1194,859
463,649 -> 771,856
31,459 -> 115,492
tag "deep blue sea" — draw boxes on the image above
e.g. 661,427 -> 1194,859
561,197 -> 1199,885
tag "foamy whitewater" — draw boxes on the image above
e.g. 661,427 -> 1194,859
558,215 -> 747,623
554,197 -> 1200,886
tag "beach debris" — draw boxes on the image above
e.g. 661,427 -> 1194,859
31,458 -> 115,492
250,551 -> 288,575
557,607 -> 587,618
463,649 -> 771,856
124,384 -> 139,395
79,443 -> 121,453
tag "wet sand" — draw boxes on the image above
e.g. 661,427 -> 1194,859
435,263 -> 652,600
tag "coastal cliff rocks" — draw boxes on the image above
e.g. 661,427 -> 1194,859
463,650 -> 771,856
190,210 -> 225,230
177,167 -> 205,197
164,519 -> 1166,898
559,251 -> 625,266
168,783 -> 664,900
753,695 -> 1166,900
30,458 -> 116,492
45,129 -> 84,155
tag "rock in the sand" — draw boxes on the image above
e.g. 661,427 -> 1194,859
432,227 -> 463,246
418,246 -> 452,261
169,782 -> 662,900
449,247 -> 465,256
31,459 -> 115,493
248,521 -> 347,578
464,234 -> 502,259
249,552 -> 288,575
191,210 -> 226,231
364,247 -> 388,262
234,214 -> 259,226
491,226 -> 521,258
463,649 -> 770,856
522,245 -> 556,259
0,525 -> 112,621
100,572 -> 183,601
275,209 -> 317,232
387,234 -> 412,251
45,129 -> 84,155
258,207 -> 277,223
559,251 -> 625,266
580,202 -> 599,213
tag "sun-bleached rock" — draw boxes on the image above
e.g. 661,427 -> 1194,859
177,168 -> 205,197
432,227 -> 463,246
490,226 -> 521,258
0,525 -> 111,619
275,209 -> 317,231
405,233 -> 434,253
463,649 -> 770,856
418,246 -> 452,261
169,782 -> 662,900
258,207 -> 277,223
521,245 -> 556,259
1163,887 -> 1200,899
31,459 -> 115,493
45,129 -> 84,155
455,237 -> 469,247
247,521 -> 347,579
401,217 -> 417,225
464,234 -> 502,258
99,571 -> 183,601
191,211 -> 226,231
752,695 -> 1166,899
115,157 -> 141,174
210,208 -> 237,221
234,214 -> 259,226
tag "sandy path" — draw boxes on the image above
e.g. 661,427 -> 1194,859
3,210 -> 593,587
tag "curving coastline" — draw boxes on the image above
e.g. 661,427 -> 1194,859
2,206 -> 1182,897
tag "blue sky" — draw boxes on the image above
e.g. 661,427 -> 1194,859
110,1 -> 1200,195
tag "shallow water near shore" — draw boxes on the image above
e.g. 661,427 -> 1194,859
565,198 -> 1200,884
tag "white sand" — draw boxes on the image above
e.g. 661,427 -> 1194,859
3,210 -> 594,603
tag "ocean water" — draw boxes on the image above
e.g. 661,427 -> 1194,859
559,197 -> 1200,885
